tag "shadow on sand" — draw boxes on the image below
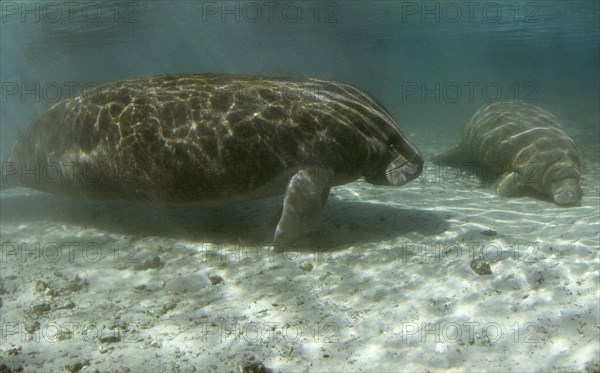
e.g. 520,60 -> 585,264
0,189 -> 448,250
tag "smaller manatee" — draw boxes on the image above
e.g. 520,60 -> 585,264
433,101 -> 582,206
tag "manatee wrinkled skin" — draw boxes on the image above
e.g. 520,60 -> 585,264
433,101 -> 582,206
2,73 -> 423,242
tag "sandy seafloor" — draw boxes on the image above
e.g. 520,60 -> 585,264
0,126 -> 598,373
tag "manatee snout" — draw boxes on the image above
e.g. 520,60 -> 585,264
383,145 -> 424,186
385,159 -> 422,185
553,180 -> 582,206
546,165 -> 582,205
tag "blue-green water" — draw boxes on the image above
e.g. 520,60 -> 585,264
1,0 -> 598,154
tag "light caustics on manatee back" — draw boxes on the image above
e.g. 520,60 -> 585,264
2,73 -> 423,242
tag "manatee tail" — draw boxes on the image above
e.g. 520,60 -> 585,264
430,146 -> 466,165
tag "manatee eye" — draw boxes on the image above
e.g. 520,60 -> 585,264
387,136 -> 404,153
386,135 -> 400,147
388,143 -> 402,156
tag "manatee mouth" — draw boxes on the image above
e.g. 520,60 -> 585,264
385,154 -> 423,186
544,165 -> 582,206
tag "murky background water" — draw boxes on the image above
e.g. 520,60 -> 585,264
2,0 -> 598,155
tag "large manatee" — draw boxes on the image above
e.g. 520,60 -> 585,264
1,73 -> 423,241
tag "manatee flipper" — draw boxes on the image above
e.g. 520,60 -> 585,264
495,171 -> 524,197
274,168 -> 332,244
320,187 -> 331,205
269,186 -> 330,228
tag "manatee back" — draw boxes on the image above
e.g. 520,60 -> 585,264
4,74 -> 412,203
